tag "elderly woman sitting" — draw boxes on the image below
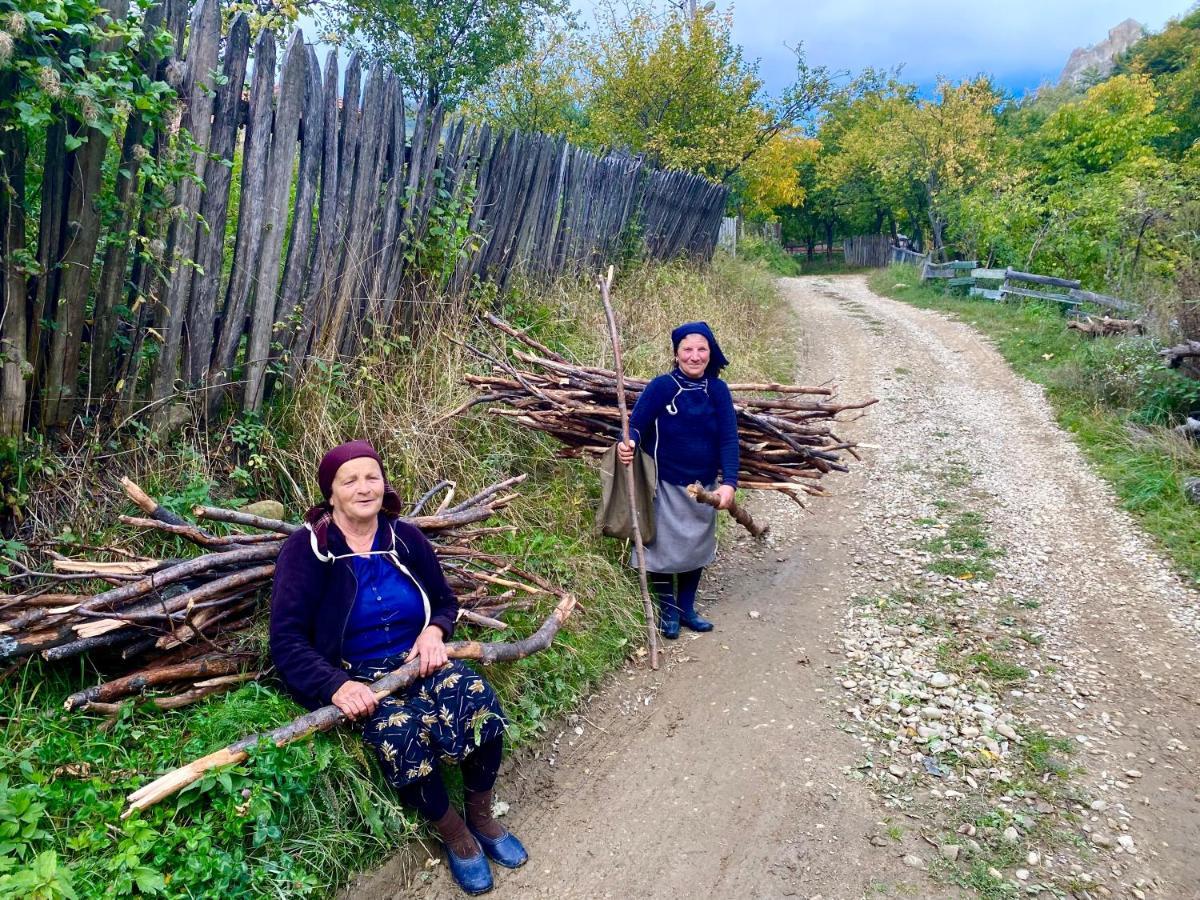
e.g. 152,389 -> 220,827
270,440 -> 524,895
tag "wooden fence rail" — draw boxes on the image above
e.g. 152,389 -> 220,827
890,246 -> 928,266
901,257 -> 1136,315
0,2 -> 728,437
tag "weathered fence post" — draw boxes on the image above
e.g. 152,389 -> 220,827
147,0 -> 220,430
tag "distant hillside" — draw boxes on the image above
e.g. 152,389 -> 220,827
1059,18 -> 1146,84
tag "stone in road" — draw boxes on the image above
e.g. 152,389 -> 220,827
348,275 -> 1200,899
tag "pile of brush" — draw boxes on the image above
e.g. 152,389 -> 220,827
455,313 -> 876,504
0,476 -> 568,715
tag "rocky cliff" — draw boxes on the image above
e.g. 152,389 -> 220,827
1059,18 -> 1146,85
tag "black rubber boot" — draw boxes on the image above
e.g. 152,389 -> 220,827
650,573 -> 680,639
677,568 -> 713,632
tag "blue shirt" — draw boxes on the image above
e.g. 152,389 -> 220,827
341,529 -> 429,664
629,370 -> 740,488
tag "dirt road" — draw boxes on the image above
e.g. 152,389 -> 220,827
348,275 -> 1200,899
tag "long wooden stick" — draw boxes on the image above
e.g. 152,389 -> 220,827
687,483 -> 769,538
122,595 -> 576,818
596,266 -> 659,670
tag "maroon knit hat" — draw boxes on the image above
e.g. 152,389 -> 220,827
317,440 -> 384,499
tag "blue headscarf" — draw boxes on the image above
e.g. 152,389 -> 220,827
671,322 -> 729,379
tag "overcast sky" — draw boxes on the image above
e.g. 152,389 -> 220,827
573,0 -> 1192,98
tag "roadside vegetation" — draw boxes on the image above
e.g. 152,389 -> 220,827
870,269 -> 1200,587
0,254 -> 795,899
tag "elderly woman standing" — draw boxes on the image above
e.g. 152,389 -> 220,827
270,440 -> 524,895
616,322 -> 739,639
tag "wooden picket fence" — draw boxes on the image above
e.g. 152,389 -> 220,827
843,235 -> 892,268
0,0 -> 728,437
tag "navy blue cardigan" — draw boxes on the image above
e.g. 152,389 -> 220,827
629,370 -> 740,488
269,515 -> 458,710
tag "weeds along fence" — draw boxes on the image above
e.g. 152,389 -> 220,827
0,0 -> 728,438
842,235 -> 892,268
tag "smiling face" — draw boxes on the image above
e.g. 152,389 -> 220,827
329,456 -> 385,526
675,333 -> 711,379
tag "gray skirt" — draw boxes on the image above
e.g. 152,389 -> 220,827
629,480 -> 717,574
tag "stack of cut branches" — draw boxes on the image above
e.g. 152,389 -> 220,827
0,475 -> 569,714
1067,315 -> 1144,338
455,313 -> 876,504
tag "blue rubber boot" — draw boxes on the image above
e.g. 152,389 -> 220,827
444,839 -> 493,895
469,823 -> 529,869
466,790 -> 528,869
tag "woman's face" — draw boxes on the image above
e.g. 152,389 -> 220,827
675,333 -> 711,379
329,457 -> 385,524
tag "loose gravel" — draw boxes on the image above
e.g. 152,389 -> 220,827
793,276 -> 1200,899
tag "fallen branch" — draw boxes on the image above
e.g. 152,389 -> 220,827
123,594 -> 577,818
65,655 -> 253,711
1160,339 -> 1200,370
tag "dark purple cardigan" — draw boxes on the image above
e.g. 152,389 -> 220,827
269,514 -> 458,710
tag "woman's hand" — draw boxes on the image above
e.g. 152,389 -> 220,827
616,439 -> 636,466
715,484 -> 736,510
406,625 -> 450,677
332,680 -> 378,721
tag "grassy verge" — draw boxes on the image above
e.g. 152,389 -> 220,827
734,234 -> 803,276
0,254 -> 795,899
869,268 -> 1200,587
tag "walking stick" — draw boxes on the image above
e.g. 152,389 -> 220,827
597,266 -> 660,670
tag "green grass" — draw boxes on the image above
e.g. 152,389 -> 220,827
871,268 -> 1200,588
920,508 -> 1005,582
734,234 -> 803,276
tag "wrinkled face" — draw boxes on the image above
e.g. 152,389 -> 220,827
675,333 -> 711,379
329,457 -> 384,523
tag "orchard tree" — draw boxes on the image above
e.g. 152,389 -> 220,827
814,74 -> 923,241
325,0 -> 565,107
581,0 -> 832,182
893,77 -> 1002,259
460,21 -> 584,136
734,128 -> 817,218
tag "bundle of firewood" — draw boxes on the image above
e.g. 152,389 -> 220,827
0,475 -> 569,714
1067,315 -> 1144,338
455,313 -> 876,503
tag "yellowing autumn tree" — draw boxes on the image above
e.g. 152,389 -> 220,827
582,2 -> 762,178
893,78 -> 1002,257
737,129 -> 818,217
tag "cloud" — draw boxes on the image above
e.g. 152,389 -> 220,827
573,0 -> 1188,93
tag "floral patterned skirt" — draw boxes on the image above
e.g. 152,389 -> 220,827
349,658 -> 508,788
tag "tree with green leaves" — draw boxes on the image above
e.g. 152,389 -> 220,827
459,20 -> 584,136
324,0 -> 565,108
580,1 -> 831,183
